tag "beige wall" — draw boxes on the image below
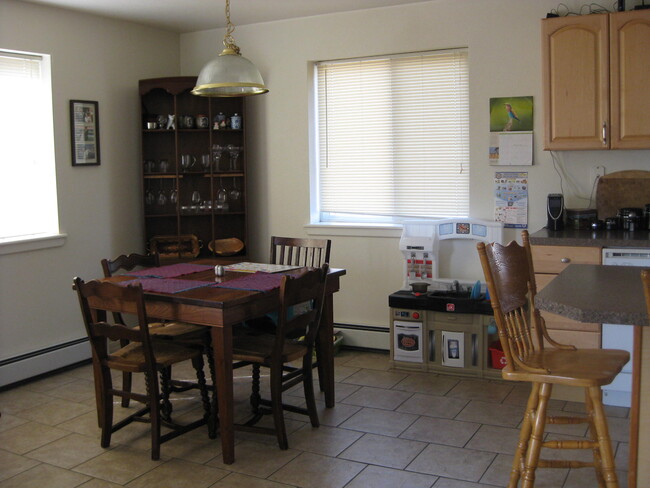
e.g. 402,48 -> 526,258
181,0 -> 650,339
0,0 -> 179,361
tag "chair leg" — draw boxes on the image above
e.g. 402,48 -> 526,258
509,383 -> 540,488
191,355 -> 213,436
119,339 -> 131,408
521,382 -> 552,488
99,368 -> 114,449
270,364 -> 288,450
303,354 -> 319,428
159,367 -> 173,422
587,386 -> 619,488
146,371 -> 161,461
250,364 -> 261,414
585,388 -> 607,487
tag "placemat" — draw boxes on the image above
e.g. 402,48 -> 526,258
119,278 -> 212,294
214,271 -> 286,292
126,263 -> 213,278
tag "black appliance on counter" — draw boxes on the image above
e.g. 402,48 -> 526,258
546,193 -> 564,231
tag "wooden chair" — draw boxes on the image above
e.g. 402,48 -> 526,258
101,253 -> 214,413
233,264 -> 329,449
270,236 -> 331,268
476,231 -> 629,488
73,277 -> 211,460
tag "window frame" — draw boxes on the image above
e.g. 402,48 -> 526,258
0,48 -> 65,255
310,48 -> 470,227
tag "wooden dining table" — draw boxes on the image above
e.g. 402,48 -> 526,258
534,264 -> 649,487
92,259 -> 346,464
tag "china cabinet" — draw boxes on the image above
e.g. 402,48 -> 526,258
139,77 -> 247,260
542,9 -> 650,150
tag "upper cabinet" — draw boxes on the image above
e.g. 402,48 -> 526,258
542,9 -> 650,150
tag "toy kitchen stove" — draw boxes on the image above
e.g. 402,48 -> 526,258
389,219 -> 504,377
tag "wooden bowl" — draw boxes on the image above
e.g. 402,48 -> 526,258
208,237 -> 244,256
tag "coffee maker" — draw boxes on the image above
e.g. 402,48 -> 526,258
547,193 -> 564,231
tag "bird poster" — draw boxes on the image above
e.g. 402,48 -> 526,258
489,96 -> 533,166
489,96 -> 533,132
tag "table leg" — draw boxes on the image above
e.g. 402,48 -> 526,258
317,293 -> 336,408
211,325 -> 234,464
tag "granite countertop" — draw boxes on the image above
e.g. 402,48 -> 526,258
535,264 -> 649,326
529,227 -> 650,248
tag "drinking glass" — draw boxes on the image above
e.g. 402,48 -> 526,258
215,179 -> 229,210
180,154 -> 196,171
191,190 -> 201,212
229,179 -> 241,201
212,144 -> 224,171
200,154 -> 211,171
157,189 -> 167,206
227,144 -> 241,171
170,188 -> 178,205
145,187 -> 155,207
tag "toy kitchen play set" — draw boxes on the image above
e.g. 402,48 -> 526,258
388,219 -> 505,377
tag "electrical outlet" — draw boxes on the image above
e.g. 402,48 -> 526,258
591,165 -> 606,183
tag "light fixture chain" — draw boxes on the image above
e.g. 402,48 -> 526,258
223,0 -> 240,54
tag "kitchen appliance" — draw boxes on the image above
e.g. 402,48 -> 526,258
601,247 -> 650,407
393,317 -> 424,363
546,193 -> 564,231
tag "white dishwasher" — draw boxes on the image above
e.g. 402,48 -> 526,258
601,248 -> 650,407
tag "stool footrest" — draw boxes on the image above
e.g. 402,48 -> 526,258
542,439 -> 598,450
546,415 -> 589,425
538,459 -> 595,469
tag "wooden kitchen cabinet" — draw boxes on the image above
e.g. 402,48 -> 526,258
542,9 -> 650,150
532,244 -> 602,348
139,77 -> 247,260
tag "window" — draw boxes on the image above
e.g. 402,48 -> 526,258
314,49 -> 469,224
0,49 -> 60,247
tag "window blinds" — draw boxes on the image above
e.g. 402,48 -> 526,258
316,49 -> 469,220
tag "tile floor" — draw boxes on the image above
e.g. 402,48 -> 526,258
0,349 -> 630,487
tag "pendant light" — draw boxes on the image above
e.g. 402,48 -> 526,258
192,0 -> 268,97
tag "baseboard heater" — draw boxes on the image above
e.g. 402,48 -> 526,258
334,323 -> 389,350
0,338 -> 91,388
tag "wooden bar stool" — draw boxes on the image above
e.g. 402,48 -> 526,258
477,231 -> 629,488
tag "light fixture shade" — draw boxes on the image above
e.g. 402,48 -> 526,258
192,48 -> 268,97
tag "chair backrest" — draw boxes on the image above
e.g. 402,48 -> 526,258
477,230 -> 549,374
101,253 -> 159,278
270,236 -> 331,268
101,253 -> 159,325
74,277 -> 156,372
272,264 -> 329,359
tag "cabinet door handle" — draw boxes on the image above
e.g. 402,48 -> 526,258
560,257 -> 570,263
429,330 -> 435,362
602,121 -> 607,146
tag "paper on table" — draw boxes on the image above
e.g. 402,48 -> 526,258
224,262 -> 301,273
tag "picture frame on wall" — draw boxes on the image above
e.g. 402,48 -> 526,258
70,100 -> 100,166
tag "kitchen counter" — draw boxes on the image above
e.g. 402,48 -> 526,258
529,227 -> 650,247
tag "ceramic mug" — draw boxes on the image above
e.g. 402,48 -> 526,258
196,114 -> 209,129
181,115 -> 194,129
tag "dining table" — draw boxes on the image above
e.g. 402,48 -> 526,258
91,259 -> 346,464
534,264 -> 649,487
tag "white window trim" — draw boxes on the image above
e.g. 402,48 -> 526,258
0,232 -> 67,255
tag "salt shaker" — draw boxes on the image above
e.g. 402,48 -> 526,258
214,265 -> 225,276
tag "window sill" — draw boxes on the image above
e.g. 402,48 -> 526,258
0,232 -> 67,255
305,222 -> 403,238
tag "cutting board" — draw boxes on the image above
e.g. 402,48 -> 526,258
596,170 -> 650,220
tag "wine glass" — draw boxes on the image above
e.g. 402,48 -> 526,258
227,144 -> 241,171
200,153 -> 211,171
145,186 -> 155,207
212,144 -> 224,171
191,190 -> 201,212
170,187 -> 178,205
215,179 -> 229,210
229,179 -> 241,201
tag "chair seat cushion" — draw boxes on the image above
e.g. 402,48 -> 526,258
232,334 -> 307,364
502,348 -> 630,386
107,341 -> 200,371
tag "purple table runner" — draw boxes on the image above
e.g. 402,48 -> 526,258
118,278 -> 212,294
126,263 -> 213,279
214,272 -> 286,292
